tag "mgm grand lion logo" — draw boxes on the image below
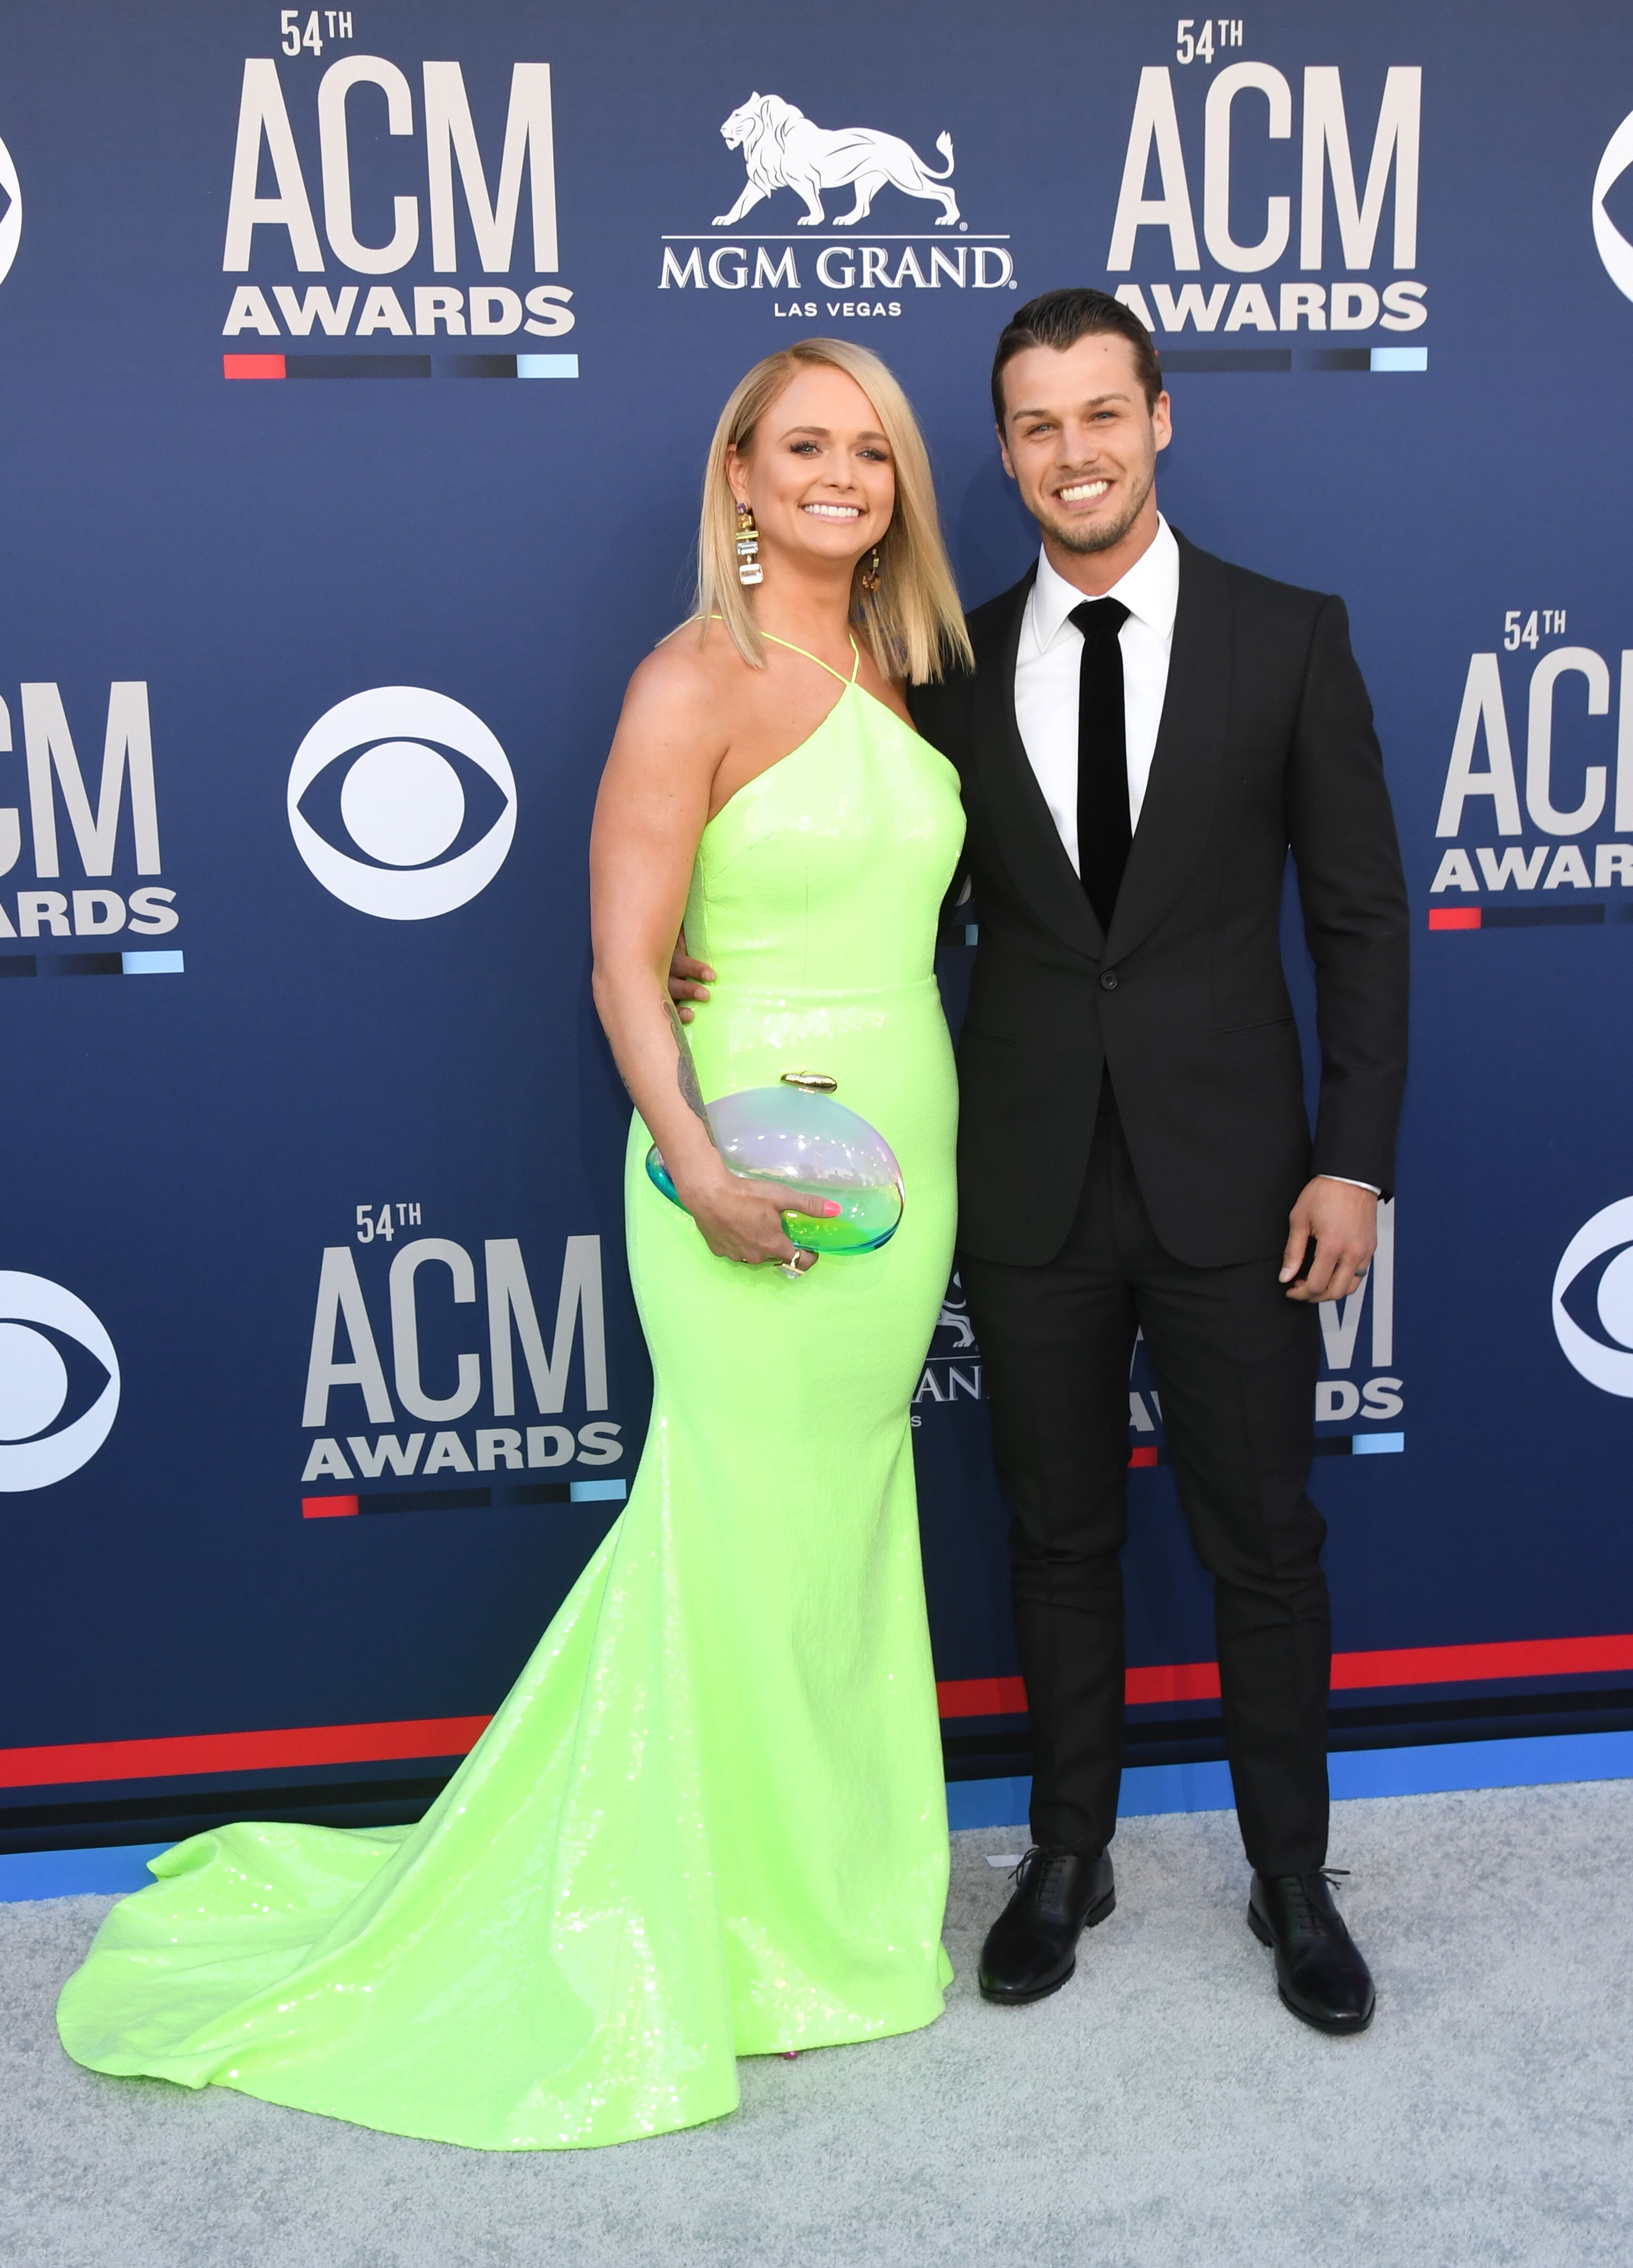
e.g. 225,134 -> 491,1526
713,94 -> 960,230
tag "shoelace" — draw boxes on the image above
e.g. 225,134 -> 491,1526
1279,1866 -> 1351,1937
1009,1845 -> 1082,1894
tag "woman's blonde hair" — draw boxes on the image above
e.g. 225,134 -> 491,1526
693,338 -> 973,685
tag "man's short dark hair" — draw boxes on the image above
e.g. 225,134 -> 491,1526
991,288 -> 1164,427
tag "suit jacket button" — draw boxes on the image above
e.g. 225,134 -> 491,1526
1099,971 -> 1119,991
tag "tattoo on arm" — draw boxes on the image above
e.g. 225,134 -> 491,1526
666,998 -> 713,1135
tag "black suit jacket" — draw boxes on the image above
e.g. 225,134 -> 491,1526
909,531 -> 1410,1270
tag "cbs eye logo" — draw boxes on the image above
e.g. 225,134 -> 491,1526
0,1273 -> 120,1491
1594,108 -> 1633,303
0,133 -> 19,291
288,688 -> 518,920
1552,1197 -> 1633,1396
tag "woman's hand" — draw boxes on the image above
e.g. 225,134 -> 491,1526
673,1159 -> 838,1268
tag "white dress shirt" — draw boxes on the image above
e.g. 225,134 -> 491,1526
1012,514 -> 1180,875
1010,515 -> 1377,1200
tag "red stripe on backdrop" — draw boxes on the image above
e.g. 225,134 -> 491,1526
4,1635 -> 1630,1789
1328,1633 -> 1633,1688
935,1664 -> 1221,1715
223,353 -> 286,380
1428,907 -> 1482,930
0,1716 -> 492,1790
938,1675 -> 1029,1718
935,1631 -> 1633,1719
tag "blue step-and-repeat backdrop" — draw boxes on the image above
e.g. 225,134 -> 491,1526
3,0 -> 1631,1849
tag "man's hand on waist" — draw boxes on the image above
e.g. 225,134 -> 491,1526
667,930 -> 715,1025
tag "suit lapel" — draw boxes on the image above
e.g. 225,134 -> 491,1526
1103,532 -> 1232,965
973,568 -> 1103,957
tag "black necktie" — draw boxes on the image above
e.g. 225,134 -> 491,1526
1070,597 -> 1131,933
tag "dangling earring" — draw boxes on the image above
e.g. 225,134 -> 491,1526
859,545 -> 882,594
734,499 -> 763,587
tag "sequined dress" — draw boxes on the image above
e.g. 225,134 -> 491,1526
56,636 -> 966,2150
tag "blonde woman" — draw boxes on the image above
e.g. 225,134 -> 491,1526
58,340 -> 973,2152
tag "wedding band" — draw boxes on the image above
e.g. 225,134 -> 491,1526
1355,1262 -> 1369,1276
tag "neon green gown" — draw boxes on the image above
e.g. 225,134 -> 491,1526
56,636 -> 966,2151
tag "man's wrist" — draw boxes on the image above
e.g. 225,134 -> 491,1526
1317,1174 -> 1381,1197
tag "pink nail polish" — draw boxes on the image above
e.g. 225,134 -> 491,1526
823,1200 -> 842,1218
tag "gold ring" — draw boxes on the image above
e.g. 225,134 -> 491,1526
778,1256 -> 811,1280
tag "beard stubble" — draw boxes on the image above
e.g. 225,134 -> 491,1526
1039,457 -> 1155,556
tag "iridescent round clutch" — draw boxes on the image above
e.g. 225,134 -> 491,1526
645,1072 -> 903,1254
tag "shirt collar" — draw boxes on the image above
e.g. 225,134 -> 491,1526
1024,514 -> 1180,655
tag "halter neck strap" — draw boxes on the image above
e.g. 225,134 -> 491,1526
757,630 -> 860,686
704,615 -> 859,686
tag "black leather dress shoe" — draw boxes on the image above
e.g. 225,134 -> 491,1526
1248,1870 -> 1376,2034
979,1846 -> 1115,2004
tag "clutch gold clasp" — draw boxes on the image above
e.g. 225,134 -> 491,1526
780,1070 -> 838,1093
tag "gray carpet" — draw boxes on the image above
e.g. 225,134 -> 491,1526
3,1782 -> 1630,2268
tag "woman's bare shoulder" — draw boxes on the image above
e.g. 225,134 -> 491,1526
627,615 -> 759,714
603,622 -> 758,793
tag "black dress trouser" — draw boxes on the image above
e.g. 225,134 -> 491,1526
958,1078 -> 1331,1877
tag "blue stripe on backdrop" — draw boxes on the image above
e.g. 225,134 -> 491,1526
9,1739 -> 1631,1900
1,1843 -> 173,1904
944,1733 -> 1633,1834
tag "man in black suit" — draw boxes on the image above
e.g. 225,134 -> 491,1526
909,289 -> 1409,2034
